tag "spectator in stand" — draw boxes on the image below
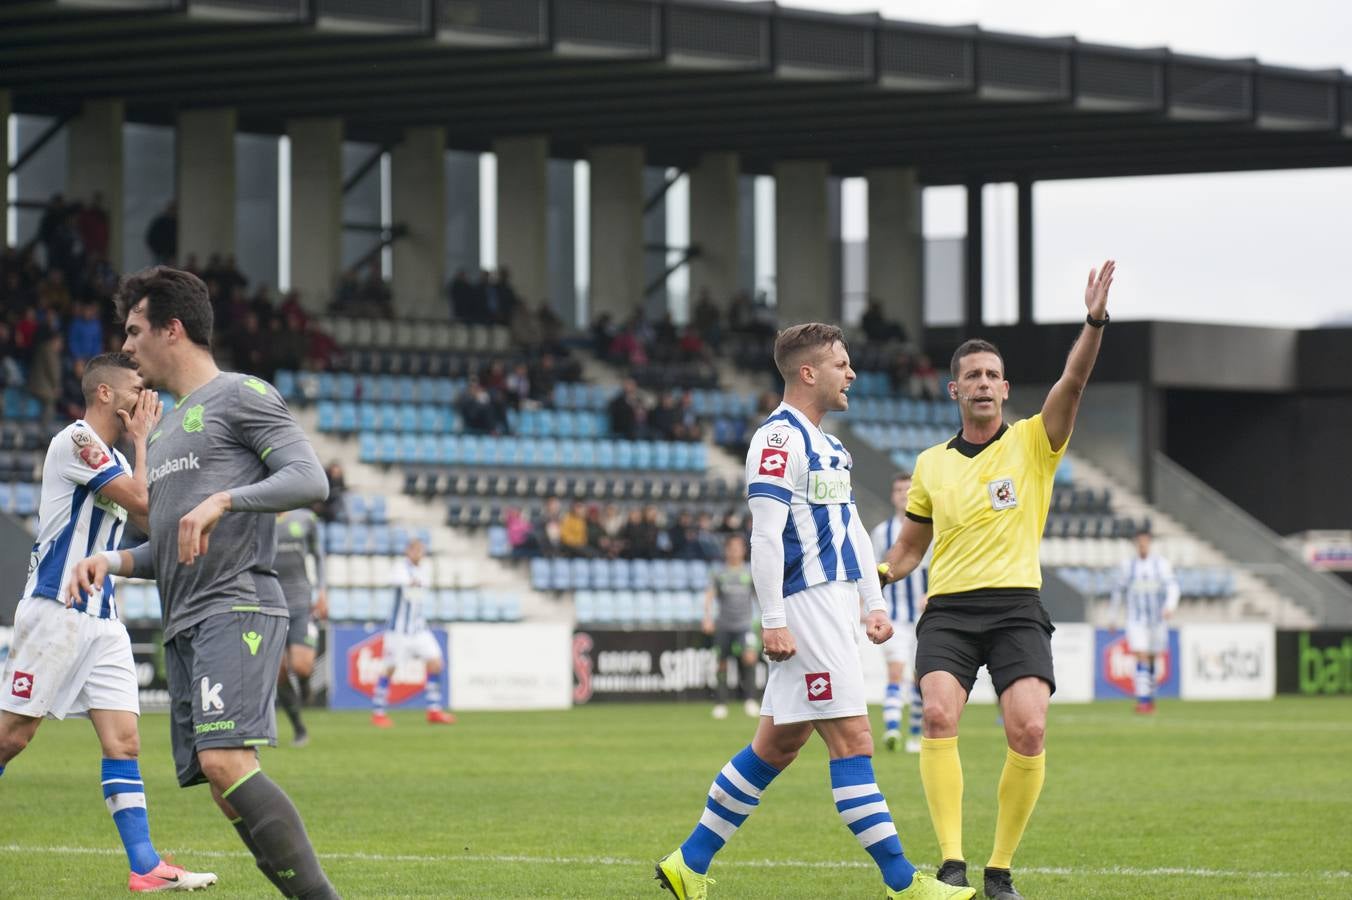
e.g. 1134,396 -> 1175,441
84,252 -> 119,305
76,192 -> 110,262
447,269 -> 474,321
228,311 -> 269,378
678,325 -> 708,362
249,283 -> 276,326
0,322 -> 22,387
58,356 -> 86,421
504,363 -> 532,411
509,298 -> 542,352
333,271 -> 360,313
559,501 -> 590,558
504,507 -> 538,558
534,497 -> 564,558
537,302 -> 565,354
910,353 -> 941,400
263,315 -> 306,382
585,505 -> 612,558
359,262 -> 393,317
601,503 -> 626,557
618,508 -> 651,559
144,201 -> 177,265
861,299 -> 908,345
692,288 -> 722,350
304,318 -> 340,371
889,351 -> 914,395
26,329 -> 63,426
3,268 -> 37,321
591,312 -> 616,358
66,301 -> 104,362
608,379 -> 646,441
652,312 -> 679,361
476,270 -> 501,324
528,353 -> 558,406
278,290 -> 308,331
458,376 -> 507,435
497,267 -> 520,326
38,269 -> 73,319
182,253 -> 201,275
676,391 -> 702,442
650,390 -> 681,442
480,359 -> 509,396
695,512 -> 723,562
669,511 -> 701,560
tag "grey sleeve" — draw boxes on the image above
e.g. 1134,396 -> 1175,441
128,542 -> 156,579
227,442 -> 329,513
309,516 -> 327,590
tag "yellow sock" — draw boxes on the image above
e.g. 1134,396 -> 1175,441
988,746 -> 1046,870
919,736 -> 964,862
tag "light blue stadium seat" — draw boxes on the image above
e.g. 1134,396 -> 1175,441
327,588 -> 352,620
370,590 -> 394,621
612,590 -> 637,623
274,370 -> 297,400
530,558 -> 550,590
438,436 -> 459,466
0,483 -> 12,513
588,557 -> 612,590
348,524 -> 371,555
436,589 -> 458,621
486,526 -> 509,558
569,557 -> 590,590
326,522 -> 349,554
498,595 -> 522,622
574,590 -> 596,623
634,591 -> 657,623
630,558 -> 653,591
548,558 -> 571,591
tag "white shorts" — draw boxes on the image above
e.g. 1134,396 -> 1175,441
381,628 -> 442,668
881,620 -> 918,667
1126,622 -> 1168,655
761,581 -> 867,725
0,596 -> 139,720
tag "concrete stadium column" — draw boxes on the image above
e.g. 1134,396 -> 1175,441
964,180 -> 984,332
494,136 -> 548,305
689,151 -> 739,307
391,126 -> 446,316
176,108 -> 236,263
588,144 -> 645,322
774,159 -> 830,327
67,99 -> 125,267
287,117 -> 343,311
866,167 -> 923,346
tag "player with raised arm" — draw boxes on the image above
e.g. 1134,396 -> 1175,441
1109,526 -> 1179,714
656,323 -> 973,900
0,352 -> 217,892
273,506 -> 327,744
68,267 -> 339,899
870,472 -> 928,753
370,538 -> 455,728
879,261 -> 1115,900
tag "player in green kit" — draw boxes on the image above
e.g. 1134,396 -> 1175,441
702,533 -> 761,719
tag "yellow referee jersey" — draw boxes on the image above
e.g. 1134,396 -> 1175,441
906,414 -> 1065,597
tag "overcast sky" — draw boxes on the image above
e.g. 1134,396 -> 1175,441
768,0 -> 1352,327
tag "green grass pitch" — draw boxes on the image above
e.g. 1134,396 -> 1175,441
1,698 -> 1348,898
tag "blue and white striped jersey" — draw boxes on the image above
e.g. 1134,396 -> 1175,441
387,556 -> 433,635
24,420 -> 130,618
869,515 -> 929,624
1110,553 -> 1180,628
744,402 -> 862,597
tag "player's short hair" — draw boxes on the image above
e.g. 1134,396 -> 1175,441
950,338 -> 1004,379
892,470 -> 913,484
114,265 -> 213,348
81,352 -> 138,404
773,323 -> 847,383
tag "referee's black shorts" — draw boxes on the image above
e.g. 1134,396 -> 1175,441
915,589 -> 1056,697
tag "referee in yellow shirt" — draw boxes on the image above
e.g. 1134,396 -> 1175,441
879,261 -> 1115,900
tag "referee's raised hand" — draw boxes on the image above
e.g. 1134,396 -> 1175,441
763,626 -> 797,661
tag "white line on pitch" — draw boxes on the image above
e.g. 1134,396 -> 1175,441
1,844 -> 1348,880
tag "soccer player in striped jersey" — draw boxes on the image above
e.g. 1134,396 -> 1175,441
657,324 -> 973,900
371,539 -> 454,727
870,472 -> 928,753
0,352 -> 217,892
1109,527 -> 1179,714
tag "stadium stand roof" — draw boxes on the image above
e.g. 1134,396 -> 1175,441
4,0 -> 1351,183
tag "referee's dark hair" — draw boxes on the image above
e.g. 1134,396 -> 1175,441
81,352 -> 138,405
773,322 -> 847,382
950,338 -> 1004,379
113,265 -> 213,349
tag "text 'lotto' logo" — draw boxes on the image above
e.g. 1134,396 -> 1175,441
758,448 -> 789,477
1103,636 -> 1170,695
347,633 -> 427,705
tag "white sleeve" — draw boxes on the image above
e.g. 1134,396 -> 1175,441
748,496 -> 789,629
1160,557 -> 1181,614
745,425 -> 802,506
851,508 -> 885,614
56,426 -> 126,495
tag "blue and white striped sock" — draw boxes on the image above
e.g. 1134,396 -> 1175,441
679,745 -> 780,874
830,755 -> 916,892
0,764 -> 6,777
101,758 -> 161,875
908,681 -> 924,738
425,670 -> 443,710
883,683 -> 902,733
374,674 -> 390,713
1135,661 -> 1152,703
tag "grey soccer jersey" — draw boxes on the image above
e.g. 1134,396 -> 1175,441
711,565 -> 757,631
274,508 -> 325,612
144,372 -> 313,639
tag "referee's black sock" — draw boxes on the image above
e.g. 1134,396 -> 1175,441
231,816 -> 294,897
226,770 -> 338,899
276,676 -> 305,735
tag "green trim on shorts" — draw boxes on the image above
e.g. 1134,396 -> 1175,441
229,816 -> 243,825
260,446 -> 273,461
231,605 -> 262,612
221,767 -> 262,799
243,739 -> 270,747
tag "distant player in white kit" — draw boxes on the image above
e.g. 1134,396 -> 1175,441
870,472 -> 928,753
1109,526 -> 1179,714
656,324 -> 973,900
0,352 -> 217,892
371,538 -> 455,727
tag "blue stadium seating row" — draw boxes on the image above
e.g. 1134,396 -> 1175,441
854,422 -> 965,453
316,402 -> 608,439
325,522 -> 432,555
575,589 -> 704,626
848,371 -> 897,399
531,557 -> 715,592
553,383 -> 759,418
2,388 -> 43,421
1057,566 -> 1237,599
359,433 -> 707,471
277,371 -> 473,405
0,481 -> 39,516
341,494 -> 388,525
115,581 -> 522,623
843,396 -> 962,426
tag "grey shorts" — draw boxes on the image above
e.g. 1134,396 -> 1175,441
165,610 -> 287,787
286,605 -> 317,649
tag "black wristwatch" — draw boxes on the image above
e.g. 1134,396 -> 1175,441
1086,311 -> 1110,328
